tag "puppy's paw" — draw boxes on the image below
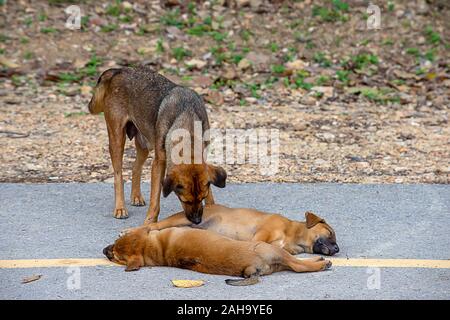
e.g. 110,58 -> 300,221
323,260 -> 332,270
131,195 -> 146,206
113,208 -> 129,219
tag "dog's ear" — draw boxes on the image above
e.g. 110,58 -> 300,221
162,176 -> 174,197
305,211 -> 325,229
208,165 -> 227,188
125,256 -> 143,272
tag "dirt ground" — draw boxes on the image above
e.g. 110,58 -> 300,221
0,0 -> 449,184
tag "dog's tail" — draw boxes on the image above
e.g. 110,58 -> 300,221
225,275 -> 260,286
88,68 -> 121,114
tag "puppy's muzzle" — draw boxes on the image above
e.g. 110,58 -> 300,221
313,238 -> 339,256
103,244 -> 114,260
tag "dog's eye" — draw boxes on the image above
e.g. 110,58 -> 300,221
176,184 -> 183,190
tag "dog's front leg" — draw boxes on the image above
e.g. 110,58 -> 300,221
144,152 -> 166,224
107,122 -> 128,219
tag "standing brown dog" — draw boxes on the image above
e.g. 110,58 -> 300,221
88,67 -> 226,224
103,226 -> 332,286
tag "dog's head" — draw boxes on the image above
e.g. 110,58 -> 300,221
162,164 -> 227,224
301,212 -> 339,256
103,227 -> 146,271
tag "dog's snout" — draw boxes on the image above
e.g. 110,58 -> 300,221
190,214 -> 202,225
333,244 -> 339,253
103,244 -> 114,260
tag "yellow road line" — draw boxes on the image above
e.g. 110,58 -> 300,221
0,258 -> 449,269
328,258 -> 450,269
0,258 -> 118,269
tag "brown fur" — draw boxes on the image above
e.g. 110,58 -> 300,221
136,204 -> 339,256
103,226 -> 332,285
88,67 -> 226,223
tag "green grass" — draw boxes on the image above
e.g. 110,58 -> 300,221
106,3 -> 121,17
352,87 -> 400,104
161,9 -> 183,28
23,51 -> 33,60
315,75 -> 330,86
240,29 -> 252,41
40,27 -> 57,34
387,1 -> 395,12
186,24 -> 209,36
156,38 -> 165,54
312,1 -> 349,22
425,26 -> 441,45
38,12 -> 47,22
313,52 -> 332,67
24,17 -> 33,27
58,72 -> 82,83
271,64 -> 286,74
172,47 -> 191,61
336,70 -> 350,84
352,53 -> 378,69
64,111 -> 89,118
101,24 -> 118,33
269,42 -> 279,53
406,48 -> 420,57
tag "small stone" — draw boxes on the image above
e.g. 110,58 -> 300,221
237,58 -> 251,70
185,58 -> 207,69
80,85 -> 92,96
311,86 -> 334,99
285,59 -> 307,71
205,90 -> 224,105
316,132 -> 336,143
222,67 -> 237,80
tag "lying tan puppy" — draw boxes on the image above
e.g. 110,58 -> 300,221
103,226 -> 332,286
141,204 -> 339,256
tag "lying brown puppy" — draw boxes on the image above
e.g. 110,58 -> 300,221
140,204 -> 339,256
103,226 -> 332,286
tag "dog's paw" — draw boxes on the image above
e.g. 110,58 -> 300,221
113,208 -> 129,219
131,195 -> 146,207
118,228 -> 132,237
323,260 -> 332,270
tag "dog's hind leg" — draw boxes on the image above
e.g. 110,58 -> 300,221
131,135 -> 149,206
106,118 -> 128,219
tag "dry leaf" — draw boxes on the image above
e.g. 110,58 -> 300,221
171,280 -> 205,288
0,56 -> 19,69
22,275 -> 42,284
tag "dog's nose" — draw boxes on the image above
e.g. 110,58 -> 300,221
103,245 -> 113,259
333,244 -> 339,253
191,215 -> 202,225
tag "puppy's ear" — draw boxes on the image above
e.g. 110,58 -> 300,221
125,256 -> 143,272
162,176 -> 174,197
305,211 -> 325,229
208,165 -> 227,188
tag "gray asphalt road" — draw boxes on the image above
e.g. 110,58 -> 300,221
0,183 -> 449,299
